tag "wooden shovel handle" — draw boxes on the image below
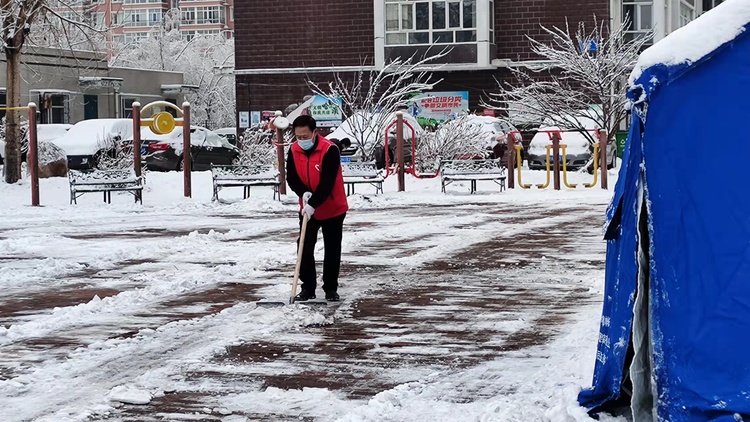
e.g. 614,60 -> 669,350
290,212 -> 310,304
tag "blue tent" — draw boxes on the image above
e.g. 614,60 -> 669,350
578,2 -> 750,421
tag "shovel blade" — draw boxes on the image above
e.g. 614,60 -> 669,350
298,301 -> 328,309
255,300 -> 329,309
255,301 -> 287,308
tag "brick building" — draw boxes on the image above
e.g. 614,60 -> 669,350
234,0 -> 610,118
57,0 -> 235,45
234,0 -> 727,123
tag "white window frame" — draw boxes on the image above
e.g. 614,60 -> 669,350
374,0 -> 491,70
701,0 -> 723,11
384,0 -> 478,46
622,0 -> 654,42
679,0 -> 696,27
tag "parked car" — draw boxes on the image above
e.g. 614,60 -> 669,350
51,119 -> 133,170
328,111 -> 424,169
125,126 -> 239,172
440,115 -> 523,162
527,114 -> 617,171
213,127 -> 237,145
0,123 -> 72,165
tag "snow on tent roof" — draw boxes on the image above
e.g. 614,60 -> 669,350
629,0 -> 750,103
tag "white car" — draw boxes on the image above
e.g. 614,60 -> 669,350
328,111 -> 424,168
51,119 -> 133,170
0,123 -> 72,164
213,127 -> 237,145
527,113 -> 616,170
440,115 -> 523,154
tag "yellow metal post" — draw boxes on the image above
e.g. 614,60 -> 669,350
560,145 -> 577,188
584,145 -> 601,188
515,145 -> 531,189
536,145 -> 553,189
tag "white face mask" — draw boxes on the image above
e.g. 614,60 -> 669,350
297,130 -> 316,150
298,139 -> 314,150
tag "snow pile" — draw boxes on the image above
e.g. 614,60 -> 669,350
630,0 -> 750,84
107,385 -> 152,405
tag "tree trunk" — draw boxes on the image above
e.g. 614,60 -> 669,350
4,48 -> 22,183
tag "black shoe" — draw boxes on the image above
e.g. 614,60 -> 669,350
294,291 -> 316,302
325,292 -> 340,302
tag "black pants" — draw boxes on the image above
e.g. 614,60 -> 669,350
298,212 -> 346,294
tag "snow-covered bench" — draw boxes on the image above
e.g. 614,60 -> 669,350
68,169 -> 144,204
211,164 -> 280,201
341,161 -> 384,195
440,159 -> 506,194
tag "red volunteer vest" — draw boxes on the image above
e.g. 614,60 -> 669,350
291,135 -> 349,220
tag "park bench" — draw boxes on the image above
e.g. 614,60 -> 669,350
211,164 -> 280,201
440,159 -> 507,194
68,169 -> 144,204
341,161 -> 384,195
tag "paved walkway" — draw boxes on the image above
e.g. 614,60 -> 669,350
0,201 -> 606,421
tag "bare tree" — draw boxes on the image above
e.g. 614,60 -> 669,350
0,0 -> 107,183
307,49 -> 449,161
2,0 -> 43,183
94,137 -> 137,171
235,127 -> 277,166
415,115 -> 489,173
483,17 -> 650,144
110,14 -> 236,130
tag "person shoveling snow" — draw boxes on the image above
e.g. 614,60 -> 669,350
285,115 -> 349,303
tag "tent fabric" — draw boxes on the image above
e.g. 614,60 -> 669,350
643,30 -> 750,421
579,12 -> 750,422
578,116 -> 642,411
628,25 -> 749,108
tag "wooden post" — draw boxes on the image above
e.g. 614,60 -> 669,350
507,133 -> 516,189
182,102 -> 192,198
28,103 -> 39,206
552,132 -> 561,191
132,102 -> 142,179
599,129 -> 608,190
396,112 -> 405,192
275,128 -> 287,195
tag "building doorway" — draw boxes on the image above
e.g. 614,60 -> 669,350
84,95 -> 98,120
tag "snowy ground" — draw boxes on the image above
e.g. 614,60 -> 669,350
0,167 -> 625,422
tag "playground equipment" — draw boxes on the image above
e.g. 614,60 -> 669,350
534,145 -> 553,189
508,129 -> 609,190
382,113 -> 442,190
132,101 -> 191,197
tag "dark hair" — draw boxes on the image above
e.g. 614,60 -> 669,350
341,138 -> 352,148
292,115 -> 317,131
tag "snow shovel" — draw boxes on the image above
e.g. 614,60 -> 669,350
256,212 -> 327,309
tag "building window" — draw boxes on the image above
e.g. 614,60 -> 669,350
121,9 -> 149,27
122,98 -> 136,118
149,9 -> 162,25
702,0 -> 723,11
385,0 -> 477,45
622,0 -> 653,42
679,0 -> 696,27
91,12 -> 106,29
39,94 -> 69,124
489,0 -> 494,44
181,8 -> 196,24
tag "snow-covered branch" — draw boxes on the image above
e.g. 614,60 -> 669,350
483,17 -> 651,143
307,48 -> 450,161
415,115 -> 490,172
235,127 -> 277,166
109,13 -> 236,129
